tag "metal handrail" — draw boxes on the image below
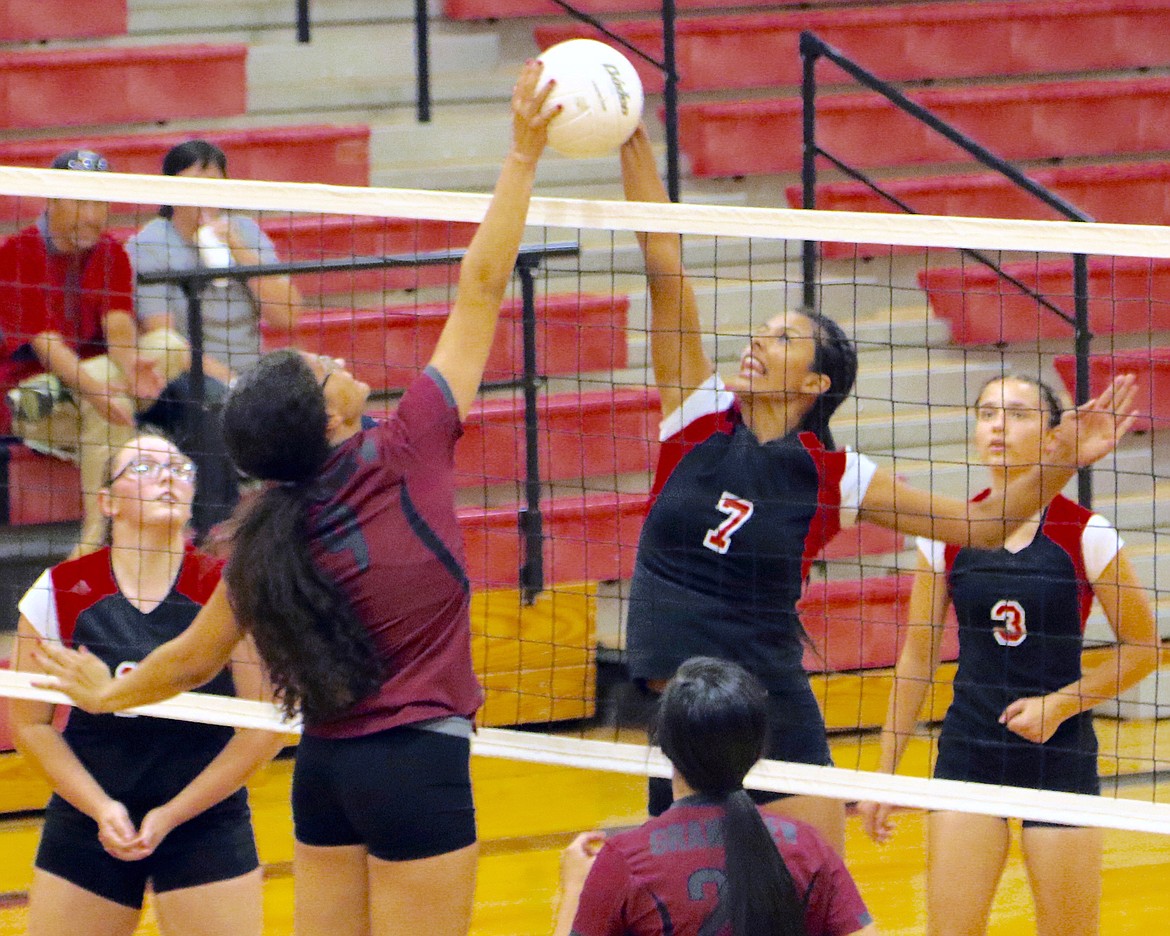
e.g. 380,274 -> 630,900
799,30 -> 1095,505
140,240 -> 581,600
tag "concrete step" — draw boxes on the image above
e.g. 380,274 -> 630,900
128,0 -> 420,37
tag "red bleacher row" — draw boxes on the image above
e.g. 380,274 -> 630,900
1,0 -> 127,41
676,76 -> 1170,178
444,0 -> 896,21
535,0 -> 1170,94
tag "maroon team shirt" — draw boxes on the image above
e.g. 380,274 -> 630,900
303,367 -> 482,738
572,799 -> 873,936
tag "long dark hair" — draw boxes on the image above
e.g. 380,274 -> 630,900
222,350 -> 382,722
797,310 -> 858,452
656,658 -> 807,936
159,139 -> 228,220
975,373 -> 1064,428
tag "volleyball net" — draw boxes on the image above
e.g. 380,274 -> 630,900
0,165 -> 1167,846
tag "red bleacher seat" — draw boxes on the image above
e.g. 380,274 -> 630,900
261,216 -> 477,297
461,492 -> 646,588
447,0 -> 870,21
676,77 -> 1170,178
0,443 -> 82,526
919,257 -> 1170,346
0,125 -> 371,223
1054,348 -> 1170,433
537,0 -> 1170,94
371,388 -> 660,488
790,162 -> 1170,259
265,293 -> 630,391
799,574 -> 959,672
0,45 -> 246,130
1,0 -> 127,40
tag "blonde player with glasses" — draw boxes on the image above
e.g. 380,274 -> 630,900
859,375 -> 1160,936
10,432 -> 283,936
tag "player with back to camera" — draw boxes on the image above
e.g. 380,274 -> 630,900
858,375 -> 1159,936
618,124 -> 1139,854
33,62 -> 557,936
10,431 -> 284,936
553,656 -> 877,936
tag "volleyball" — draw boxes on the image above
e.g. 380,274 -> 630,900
536,39 -> 644,159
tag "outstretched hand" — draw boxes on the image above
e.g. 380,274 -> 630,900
1045,373 -> 1139,468
510,59 -> 557,166
31,639 -> 115,713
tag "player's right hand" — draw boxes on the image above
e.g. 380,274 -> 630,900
857,799 -> 896,844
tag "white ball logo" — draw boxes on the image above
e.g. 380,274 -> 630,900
537,39 -> 645,159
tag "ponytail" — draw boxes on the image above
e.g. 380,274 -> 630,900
798,310 -> 857,451
657,657 -> 809,936
723,790 -> 806,936
222,350 -> 383,722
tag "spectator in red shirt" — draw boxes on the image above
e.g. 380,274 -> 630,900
553,657 -> 877,936
0,149 -> 188,549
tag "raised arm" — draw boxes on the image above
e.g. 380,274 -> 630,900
34,579 -> 245,713
620,125 -> 714,419
427,60 -> 554,420
858,555 -> 951,844
859,375 -> 1138,547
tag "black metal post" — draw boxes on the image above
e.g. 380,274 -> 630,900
178,281 -> 208,476
662,0 -> 679,202
295,0 -> 311,43
1073,254 -> 1093,508
415,0 -> 432,123
516,260 -> 545,604
800,32 -> 820,311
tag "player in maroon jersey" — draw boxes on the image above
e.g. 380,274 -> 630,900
553,657 -> 876,936
859,375 -> 1159,936
33,63 -> 557,936
10,432 -> 282,936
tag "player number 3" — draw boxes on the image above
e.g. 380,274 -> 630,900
991,598 -> 1027,647
702,492 -> 754,555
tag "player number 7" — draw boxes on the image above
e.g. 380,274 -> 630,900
702,491 -> 754,555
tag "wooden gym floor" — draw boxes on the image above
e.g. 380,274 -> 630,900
0,714 -> 1168,935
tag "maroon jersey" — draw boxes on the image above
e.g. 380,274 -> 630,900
571,799 -> 872,936
304,368 -> 482,737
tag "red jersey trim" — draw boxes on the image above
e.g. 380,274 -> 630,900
50,547 -> 119,646
799,431 -> 845,581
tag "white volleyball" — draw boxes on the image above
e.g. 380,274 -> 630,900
536,39 -> 644,159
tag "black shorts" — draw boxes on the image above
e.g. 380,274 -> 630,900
934,726 -> 1099,828
35,795 -> 258,909
648,681 -> 832,816
292,723 -> 476,861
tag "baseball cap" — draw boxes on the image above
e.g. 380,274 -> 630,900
50,149 -> 110,172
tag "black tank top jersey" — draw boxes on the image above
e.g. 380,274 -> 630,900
626,401 -> 857,690
47,547 -> 239,811
939,494 -> 1102,748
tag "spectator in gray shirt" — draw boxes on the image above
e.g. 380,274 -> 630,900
126,141 -> 304,535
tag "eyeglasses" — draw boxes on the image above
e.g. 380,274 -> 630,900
317,355 -> 343,389
62,152 -> 109,172
109,458 -> 196,485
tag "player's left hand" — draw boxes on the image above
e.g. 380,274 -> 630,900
999,695 -> 1065,744
31,639 -> 116,713
1045,373 -> 1138,468
133,806 -> 178,857
560,830 -> 605,889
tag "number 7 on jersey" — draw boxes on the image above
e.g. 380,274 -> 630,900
703,491 -> 754,554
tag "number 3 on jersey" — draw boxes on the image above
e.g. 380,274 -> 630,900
703,491 -> 754,554
991,598 -> 1027,647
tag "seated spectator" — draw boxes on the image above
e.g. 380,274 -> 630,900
0,149 -> 189,551
553,657 -> 877,936
126,140 -> 305,536
126,140 -> 302,383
